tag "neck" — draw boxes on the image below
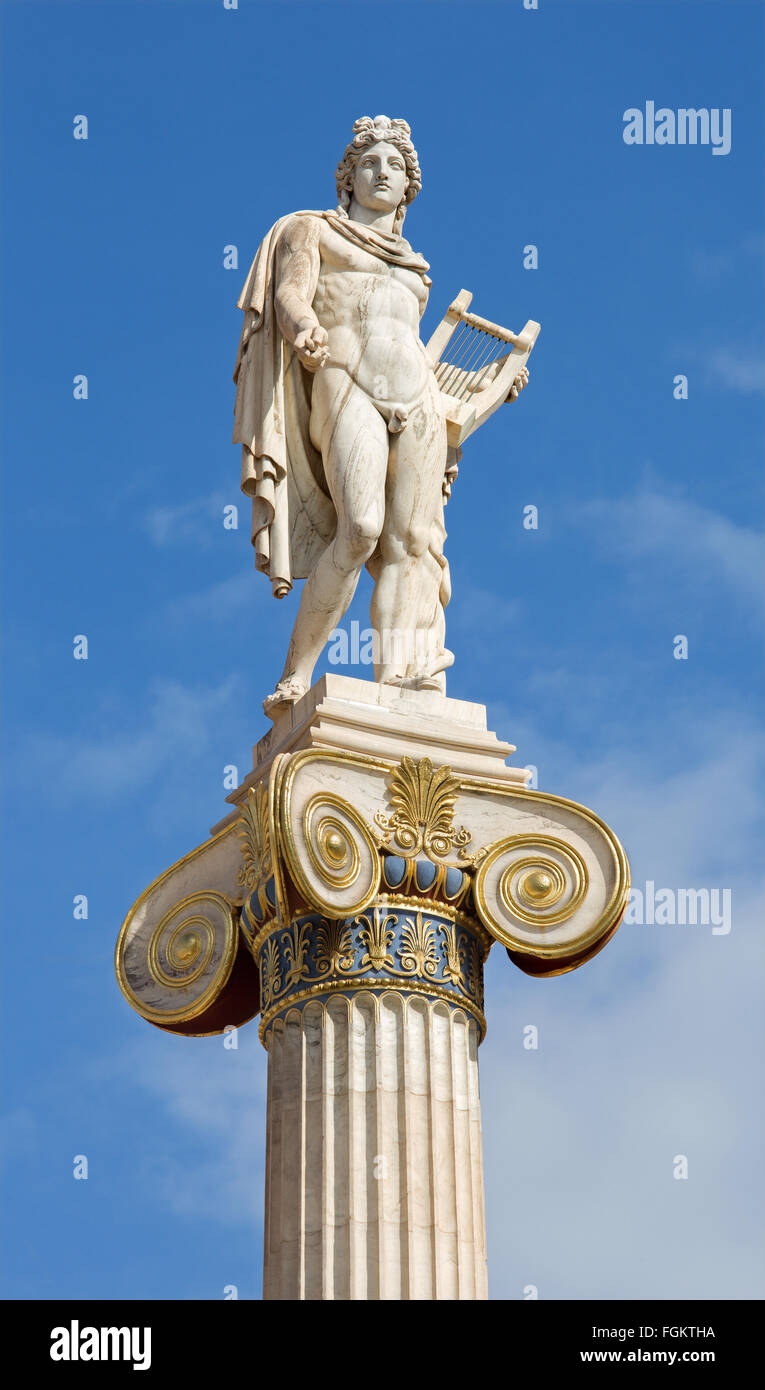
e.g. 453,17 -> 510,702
348,198 -> 398,235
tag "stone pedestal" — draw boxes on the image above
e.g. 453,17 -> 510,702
115,677 -> 629,1300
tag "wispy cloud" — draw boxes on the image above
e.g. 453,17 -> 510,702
143,491 -> 241,549
98,1031 -> 267,1230
16,676 -> 243,803
704,346 -> 765,395
575,484 -> 765,612
690,233 -> 765,284
153,571 -> 263,626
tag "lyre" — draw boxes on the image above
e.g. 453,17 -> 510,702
425,289 -> 540,448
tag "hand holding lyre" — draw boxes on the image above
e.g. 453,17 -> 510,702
443,456 -> 459,502
507,365 -> 529,401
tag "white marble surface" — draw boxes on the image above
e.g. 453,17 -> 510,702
263,992 -> 487,1300
213,673 -> 530,835
232,116 -> 533,713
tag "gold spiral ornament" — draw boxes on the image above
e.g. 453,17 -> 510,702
148,913 -> 216,988
282,791 -> 381,917
497,844 -> 587,926
474,832 -> 621,967
116,889 -> 259,1033
309,811 -> 361,890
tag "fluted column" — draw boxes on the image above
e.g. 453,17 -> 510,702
115,683 -> 630,1304
262,987 -> 487,1300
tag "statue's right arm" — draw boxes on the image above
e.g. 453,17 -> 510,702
274,217 -> 329,371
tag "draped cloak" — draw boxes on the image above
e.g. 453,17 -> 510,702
232,209 -> 452,622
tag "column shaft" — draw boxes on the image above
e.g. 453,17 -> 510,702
262,991 -> 487,1300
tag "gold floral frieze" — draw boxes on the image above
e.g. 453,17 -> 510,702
249,902 -> 487,1046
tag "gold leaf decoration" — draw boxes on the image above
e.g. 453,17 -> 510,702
237,785 -> 271,896
467,938 -> 483,1006
281,920 -> 311,987
374,756 -> 472,860
315,919 -> 355,976
439,922 -> 466,986
397,912 -> 439,978
357,909 -> 396,971
261,937 -> 283,1008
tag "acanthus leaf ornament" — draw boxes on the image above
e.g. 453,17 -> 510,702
315,919 -> 355,976
281,919 -> 311,987
374,756 -> 472,860
260,936 -> 283,1009
358,908 -> 396,971
237,784 -> 272,897
439,921 -> 466,986
396,911 -> 439,978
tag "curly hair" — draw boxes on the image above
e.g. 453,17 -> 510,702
335,116 -> 422,235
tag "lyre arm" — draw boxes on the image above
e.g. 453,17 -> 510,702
453,309 -> 534,352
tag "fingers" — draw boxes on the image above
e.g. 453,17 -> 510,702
293,327 -> 328,370
304,326 -> 328,351
508,366 -> 530,400
294,326 -> 330,370
297,344 -> 329,372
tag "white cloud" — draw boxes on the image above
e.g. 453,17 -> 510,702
16,677 -> 243,804
100,1030 -> 267,1230
153,571 -> 263,626
143,491 -> 234,548
705,347 -> 765,395
690,233 -> 765,284
575,485 -> 765,613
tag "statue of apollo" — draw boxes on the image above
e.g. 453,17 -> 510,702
233,115 -> 531,717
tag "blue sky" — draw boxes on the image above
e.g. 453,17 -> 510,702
1,0 -> 763,1299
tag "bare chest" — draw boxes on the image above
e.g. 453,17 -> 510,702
314,224 -> 427,318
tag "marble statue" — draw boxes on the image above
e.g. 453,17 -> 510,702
233,116 -> 533,717
118,122 -> 630,1303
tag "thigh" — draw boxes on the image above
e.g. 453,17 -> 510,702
311,367 -> 389,531
383,378 -> 447,545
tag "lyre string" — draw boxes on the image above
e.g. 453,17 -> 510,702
458,335 -> 501,399
437,322 -> 475,393
435,313 -> 509,403
455,336 -> 505,401
467,341 -> 506,399
442,326 -> 485,394
452,326 -> 497,393
434,320 -> 472,387
433,321 -> 475,391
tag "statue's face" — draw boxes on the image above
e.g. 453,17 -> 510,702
352,141 -> 408,215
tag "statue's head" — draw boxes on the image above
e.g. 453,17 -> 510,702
335,116 -> 421,234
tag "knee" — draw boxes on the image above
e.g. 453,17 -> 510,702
403,522 -> 431,559
335,514 -> 382,570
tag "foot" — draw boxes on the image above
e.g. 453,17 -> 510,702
262,676 -> 308,719
380,672 -> 445,693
